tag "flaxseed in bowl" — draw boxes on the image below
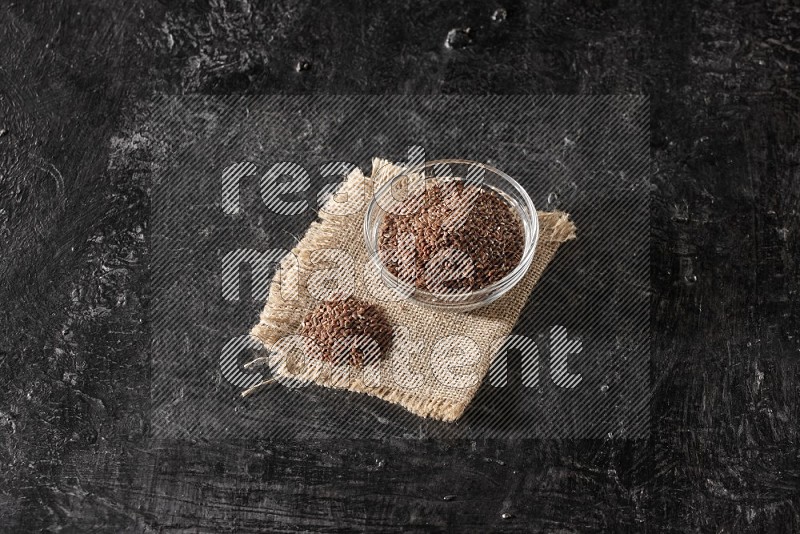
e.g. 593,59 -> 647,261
364,159 -> 539,312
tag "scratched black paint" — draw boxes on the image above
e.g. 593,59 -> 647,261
0,0 -> 798,532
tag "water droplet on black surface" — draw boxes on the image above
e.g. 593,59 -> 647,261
491,7 -> 507,23
445,27 -> 472,49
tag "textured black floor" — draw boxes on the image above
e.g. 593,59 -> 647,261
1,1 -> 798,532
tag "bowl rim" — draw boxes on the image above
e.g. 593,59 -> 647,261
363,158 -> 540,305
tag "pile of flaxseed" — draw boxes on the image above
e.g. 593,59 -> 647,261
299,296 -> 393,367
378,180 -> 524,292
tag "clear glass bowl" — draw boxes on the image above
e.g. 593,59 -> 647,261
363,159 -> 539,312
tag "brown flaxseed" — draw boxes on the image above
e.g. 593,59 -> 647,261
378,180 -> 524,292
299,297 -> 393,367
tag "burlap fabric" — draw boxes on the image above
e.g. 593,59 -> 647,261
249,158 -> 576,421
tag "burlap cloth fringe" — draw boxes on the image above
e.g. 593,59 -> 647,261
249,158 -> 576,421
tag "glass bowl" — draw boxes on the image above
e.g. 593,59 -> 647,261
363,159 -> 539,312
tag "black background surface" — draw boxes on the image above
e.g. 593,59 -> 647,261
1,1 -> 798,532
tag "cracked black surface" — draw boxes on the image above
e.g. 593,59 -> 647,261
1,1 -> 798,531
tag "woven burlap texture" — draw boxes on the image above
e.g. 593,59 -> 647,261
249,158 -> 576,422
